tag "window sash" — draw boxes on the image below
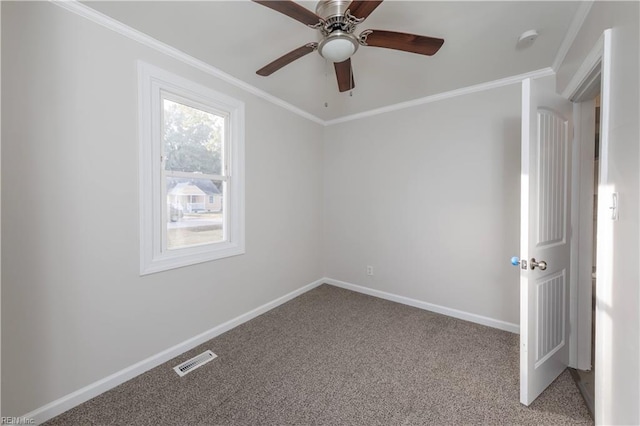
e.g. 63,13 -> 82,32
160,91 -> 230,177
161,173 -> 230,251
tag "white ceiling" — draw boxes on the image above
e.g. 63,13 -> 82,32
85,1 -> 582,121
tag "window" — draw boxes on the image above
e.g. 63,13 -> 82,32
139,62 -> 245,275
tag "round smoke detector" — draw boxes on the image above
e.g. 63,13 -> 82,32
517,30 -> 539,49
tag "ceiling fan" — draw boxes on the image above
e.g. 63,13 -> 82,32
253,0 -> 444,92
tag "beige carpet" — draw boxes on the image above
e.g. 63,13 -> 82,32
45,284 -> 592,425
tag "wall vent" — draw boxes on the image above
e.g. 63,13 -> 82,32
173,350 -> 217,377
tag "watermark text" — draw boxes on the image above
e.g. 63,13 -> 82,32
1,417 -> 35,425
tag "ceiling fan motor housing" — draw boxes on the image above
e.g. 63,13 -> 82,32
315,0 -> 351,22
315,0 -> 363,34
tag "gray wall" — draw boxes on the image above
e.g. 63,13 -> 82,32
3,0 -> 638,422
557,1 -> 639,424
1,2 -> 324,416
323,85 -> 522,325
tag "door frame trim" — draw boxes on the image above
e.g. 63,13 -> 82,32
564,29 -> 612,425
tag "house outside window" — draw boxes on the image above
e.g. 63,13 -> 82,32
139,62 -> 245,275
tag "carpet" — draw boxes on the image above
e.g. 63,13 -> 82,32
45,284 -> 592,425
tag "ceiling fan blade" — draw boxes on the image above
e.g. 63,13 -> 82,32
256,43 -> 318,77
347,0 -> 383,20
334,59 -> 355,92
362,30 -> 444,56
257,43 -> 317,76
253,0 -> 322,27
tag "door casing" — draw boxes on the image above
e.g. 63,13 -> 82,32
564,29 -> 612,425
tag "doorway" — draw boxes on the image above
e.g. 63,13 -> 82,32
562,28 -> 613,425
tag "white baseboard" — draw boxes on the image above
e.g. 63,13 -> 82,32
23,278 -> 325,425
22,277 -> 517,424
323,278 -> 520,334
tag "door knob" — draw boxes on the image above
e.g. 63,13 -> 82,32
510,256 -> 527,270
530,258 -> 547,271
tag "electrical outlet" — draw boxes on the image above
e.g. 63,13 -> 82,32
366,265 -> 374,276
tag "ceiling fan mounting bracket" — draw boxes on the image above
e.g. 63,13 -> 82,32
358,29 -> 373,46
306,20 -> 325,31
345,10 -> 365,25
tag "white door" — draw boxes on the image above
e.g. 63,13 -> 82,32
519,77 -> 573,406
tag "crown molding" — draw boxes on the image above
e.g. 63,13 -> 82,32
552,0 -> 594,72
50,0 -> 326,126
50,1 -> 563,128
324,67 -> 555,126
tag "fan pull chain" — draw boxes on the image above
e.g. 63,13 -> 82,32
324,59 -> 329,107
349,61 -> 353,97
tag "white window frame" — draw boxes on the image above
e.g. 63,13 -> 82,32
138,61 -> 245,275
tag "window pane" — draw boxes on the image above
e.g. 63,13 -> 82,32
163,98 -> 224,175
166,177 -> 224,250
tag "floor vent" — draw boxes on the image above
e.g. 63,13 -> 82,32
174,350 -> 217,377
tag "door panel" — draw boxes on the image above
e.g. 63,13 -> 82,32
535,270 -> 565,368
537,110 -> 568,247
520,77 -> 573,406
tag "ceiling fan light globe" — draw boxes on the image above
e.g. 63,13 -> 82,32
318,33 -> 359,63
